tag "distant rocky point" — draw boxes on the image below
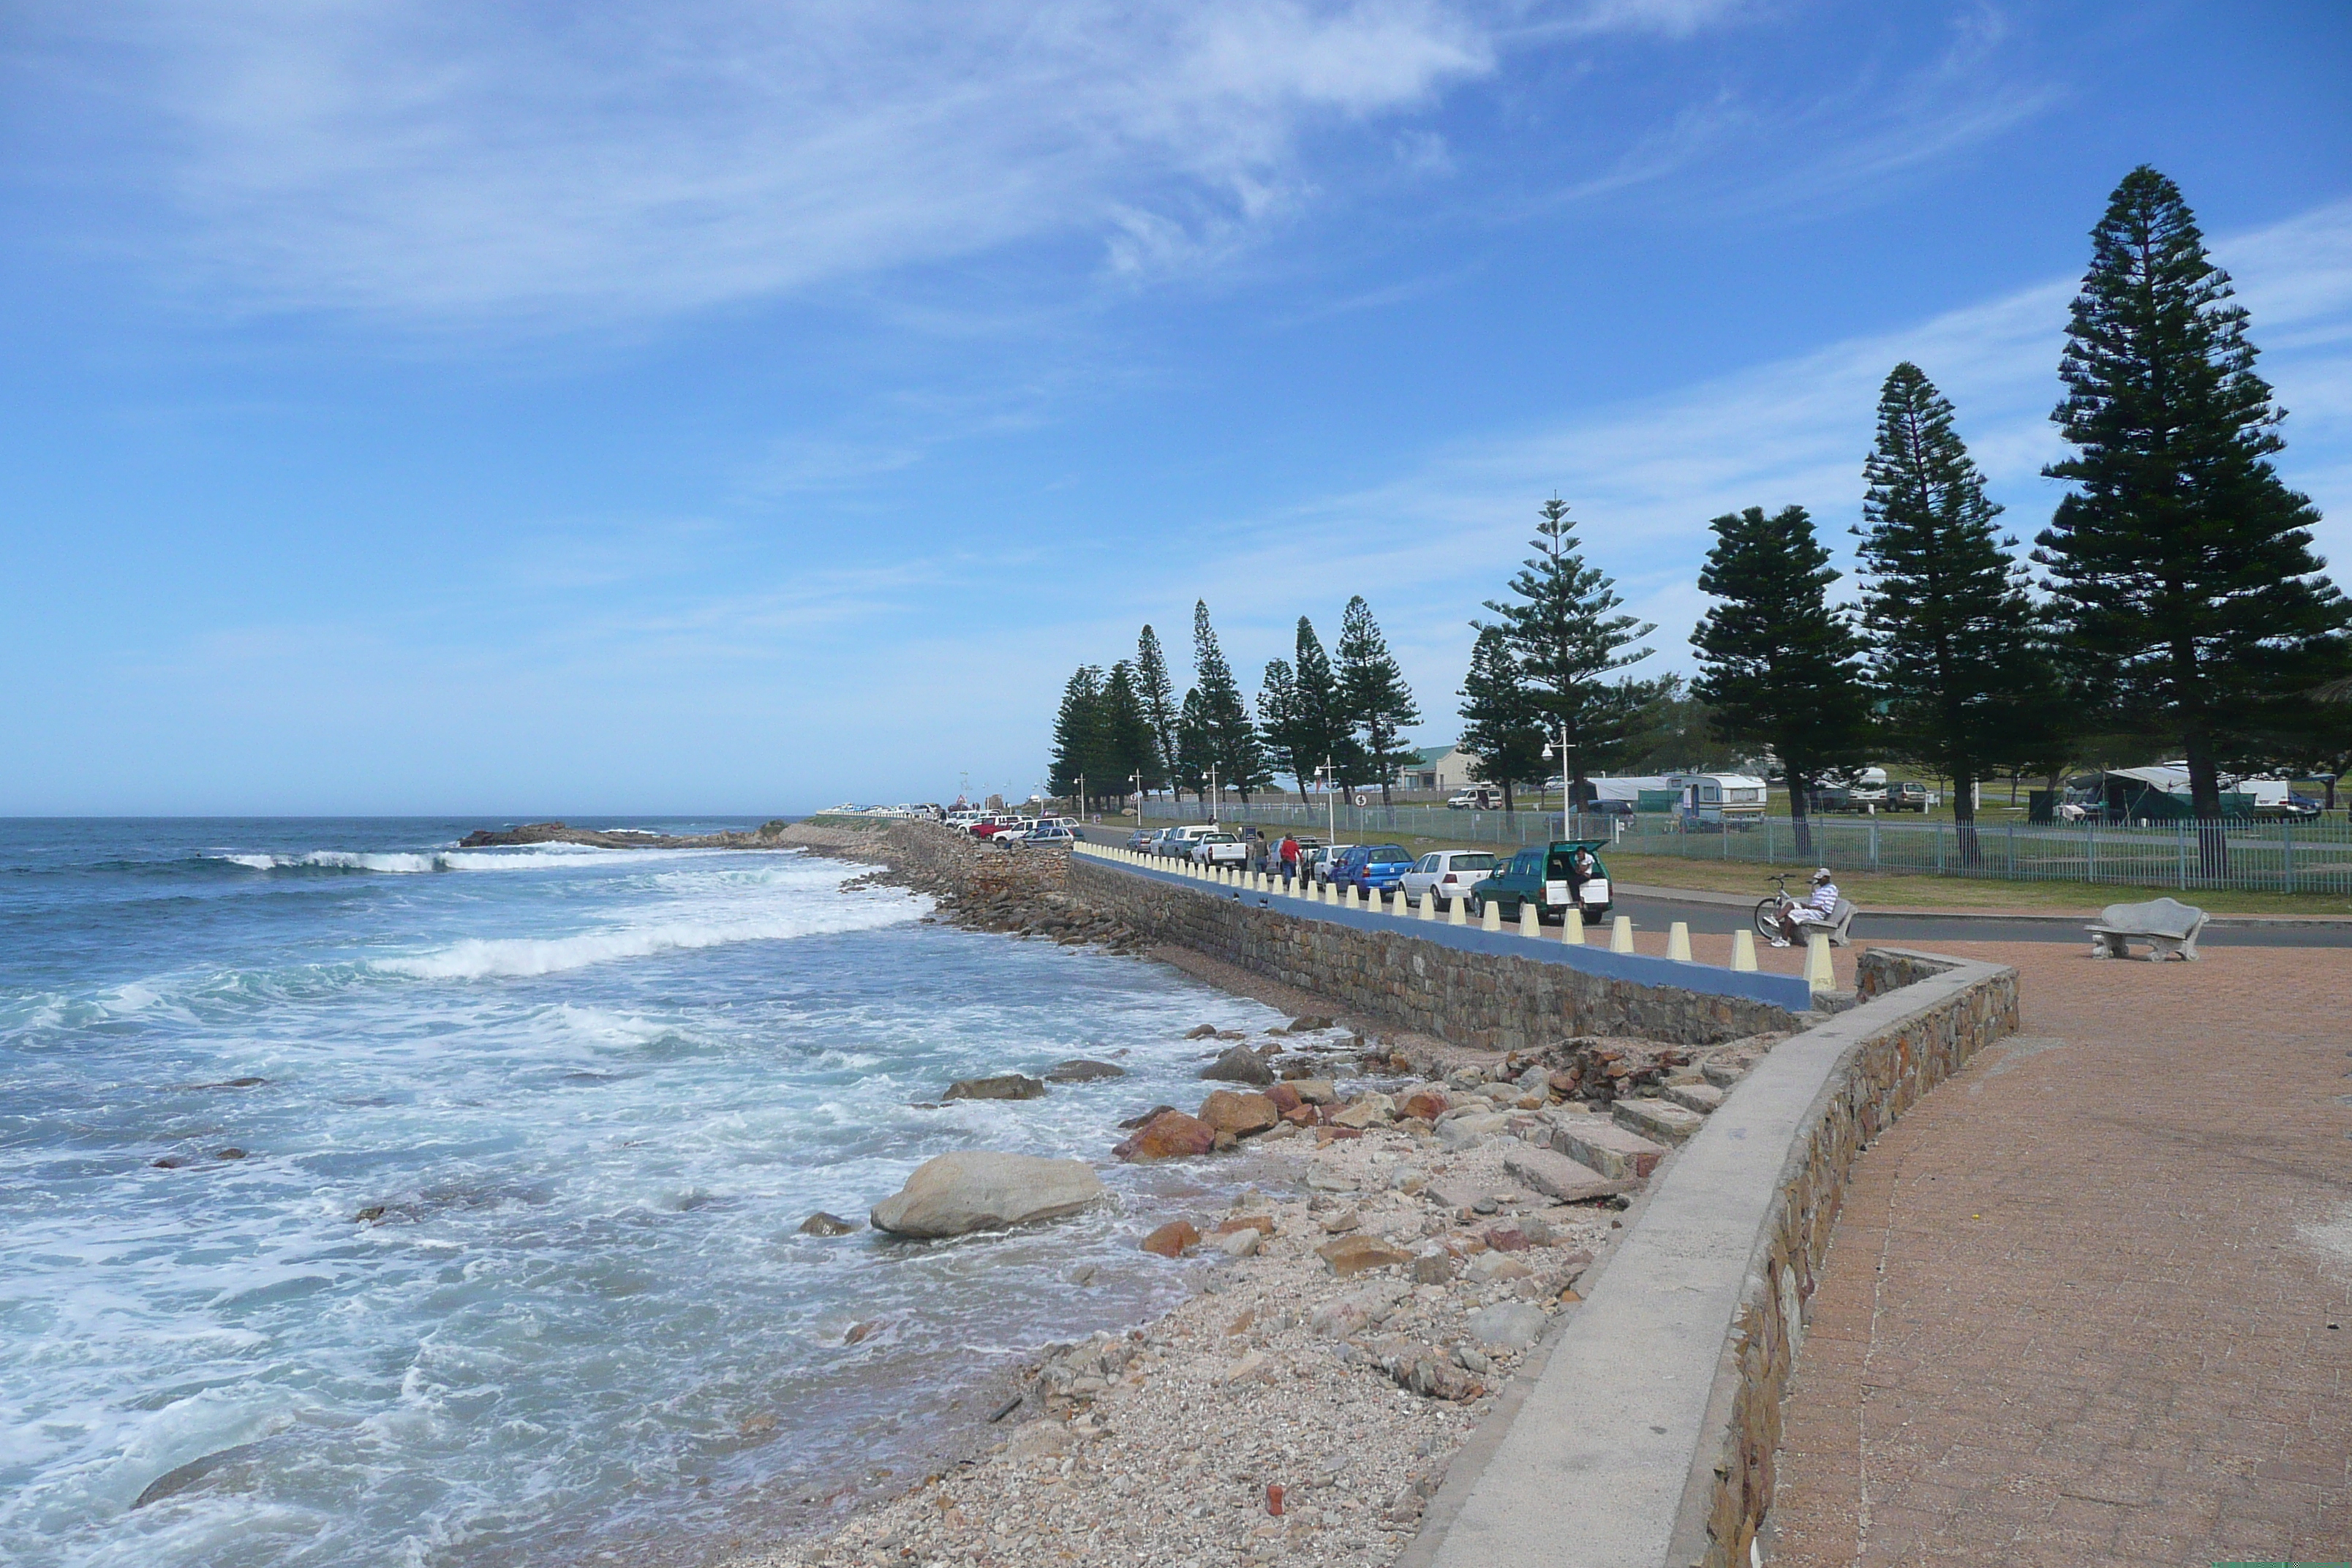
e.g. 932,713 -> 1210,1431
456,820 -> 794,850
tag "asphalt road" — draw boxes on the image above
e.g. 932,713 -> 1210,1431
1610,889 -> 2352,948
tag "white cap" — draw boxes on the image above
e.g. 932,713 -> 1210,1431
1812,867 -> 1833,881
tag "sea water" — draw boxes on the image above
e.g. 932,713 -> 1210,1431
0,819 -> 1279,1567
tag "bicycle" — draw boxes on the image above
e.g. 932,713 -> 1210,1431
1752,873 -> 1802,943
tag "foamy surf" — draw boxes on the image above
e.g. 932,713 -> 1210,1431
0,819 -> 1281,1568
207,845 -> 625,874
370,900 -> 926,980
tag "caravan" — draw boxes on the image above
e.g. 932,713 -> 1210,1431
1583,772 -> 1767,828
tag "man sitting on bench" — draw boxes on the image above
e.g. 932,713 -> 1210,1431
1773,867 -> 1840,949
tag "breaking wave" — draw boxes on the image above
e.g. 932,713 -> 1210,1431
370,902 -> 924,980
206,846 -> 619,875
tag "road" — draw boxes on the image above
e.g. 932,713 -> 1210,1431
1610,887 -> 2352,948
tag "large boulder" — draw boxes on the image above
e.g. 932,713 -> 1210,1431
869,1152 -> 1106,1237
1112,1110 -> 1216,1162
943,1074 -> 1047,1101
1201,1046 -> 1275,1085
1197,1089 -> 1279,1139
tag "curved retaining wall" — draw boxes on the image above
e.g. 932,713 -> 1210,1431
1407,946 -> 2016,1568
1066,853 -> 1807,1048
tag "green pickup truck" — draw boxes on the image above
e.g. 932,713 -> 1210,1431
1468,840 -> 1614,925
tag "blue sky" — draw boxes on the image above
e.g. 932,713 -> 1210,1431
4,1 -> 2348,815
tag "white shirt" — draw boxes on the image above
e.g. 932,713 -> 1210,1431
1807,881 -> 1839,915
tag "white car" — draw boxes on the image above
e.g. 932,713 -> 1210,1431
1158,823 -> 1223,859
1188,832 -> 1249,867
1400,850 -> 1499,904
1306,845 -> 1357,886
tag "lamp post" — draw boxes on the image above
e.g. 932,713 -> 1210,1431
1130,771 -> 1143,824
1207,764 -> 1219,824
1542,725 -> 1570,843
1316,756 -> 1337,850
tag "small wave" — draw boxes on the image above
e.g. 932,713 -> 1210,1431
206,846 -> 626,876
370,902 -> 922,981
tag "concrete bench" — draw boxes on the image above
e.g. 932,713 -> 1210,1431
2086,897 -> 2206,961
1790,896 -> 1858,948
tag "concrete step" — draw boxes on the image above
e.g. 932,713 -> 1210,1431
1502,1146 -> 1621,1204
1546,1117 -> 1670,1180
1613,1098 -> 1707,1145
1663,1082 -> 1725,1115
1700,1059 -> 1749,1090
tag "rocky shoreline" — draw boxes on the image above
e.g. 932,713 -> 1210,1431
710,820 -> 1782,1568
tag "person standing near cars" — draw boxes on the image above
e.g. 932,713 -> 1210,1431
1278,834 -> 1300,886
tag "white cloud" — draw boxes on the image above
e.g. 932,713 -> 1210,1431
19,0 -> 1531,321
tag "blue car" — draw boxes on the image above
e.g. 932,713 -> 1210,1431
1331,843 -> 1415,894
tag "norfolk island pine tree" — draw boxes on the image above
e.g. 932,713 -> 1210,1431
2035,167 -> 2350,872
1456,625 -> 1546,814
1257,657 -> 1314,804
1047,666 -> 1105,807
1098,660 -> 1165,808
1337,596 -> 1420,808
1857,362 -> 2062,866
1476,497 -> 1655,810
1292,616 -> 1368,791
1134,626 -> 1181,807
1691,505 -> 1872,862
1191,601 -> 1273,803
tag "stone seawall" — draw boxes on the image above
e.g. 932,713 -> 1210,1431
1411,945 -> 2016,1568
1068,854 -> 1800,1049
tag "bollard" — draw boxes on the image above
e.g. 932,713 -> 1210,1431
1346,885 -> 1361,910
1610,916 -> 1634,954
1805,931 -> 1835,993
1560,909 -> 1584,945
1447,893 -> 1466,926
1417,889 -> 1435,921
1667,921 -> 1692,962
1480,899 -> 1502,933
1731,928 -> 1757,971
1518,902 -> 1539,940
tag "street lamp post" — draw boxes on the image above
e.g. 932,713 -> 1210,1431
1130,772 -> 1143,824
1316,756 -> 1337,851
1542,725 -> 1570,843
1207,764 -> 1219,824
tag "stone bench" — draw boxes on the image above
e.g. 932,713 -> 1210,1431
2086,896 -> 2207,961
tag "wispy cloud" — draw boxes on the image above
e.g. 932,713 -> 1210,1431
15,1 -> 1538,323
1175,195 -> 2352,701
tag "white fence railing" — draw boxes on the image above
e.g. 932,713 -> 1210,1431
1117,797 -> 2352,895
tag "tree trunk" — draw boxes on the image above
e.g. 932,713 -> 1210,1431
2182,728 -> 2228,876
1501,781 -> 1515,814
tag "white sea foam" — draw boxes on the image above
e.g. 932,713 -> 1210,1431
207,845 -> 630,875
371,900 -> 923,980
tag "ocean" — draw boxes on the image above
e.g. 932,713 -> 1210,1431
0,818 -> 1277,1567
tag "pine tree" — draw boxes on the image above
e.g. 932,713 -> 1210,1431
1097,660 -> 1164,805
1191,601 -> 1272,802
1691,505 -> 1871,859
1047,666 -> 1105,806
1455,625 -> 1545,813
1858,361 -> 2062,864
1173,688 -> 1212,804
1336,596 -> 1421,807
2036,166 -> 2348,868
1291,617 -> 1364,790
1477,497 -> 1654,807
1134,626 -> 1180,802
1257,658 -> 1314,803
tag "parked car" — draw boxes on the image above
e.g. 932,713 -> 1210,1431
1003,823 -> 1074,848
1446,786 -> 1502,810
1330,843 -> 1415,894
1305,845 -> 1357,885
1156,824 -> 1222,859
1400,850 -> 1498,905
1187,831 -> 1249,867
1124,828 -> 1157,852
1467,840 -> 1613,924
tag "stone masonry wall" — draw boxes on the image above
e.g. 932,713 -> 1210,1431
1673,947 -> 2020,1568
1068,855 -> 1799,1049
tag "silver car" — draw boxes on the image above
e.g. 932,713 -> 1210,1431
1399,850 -> 1498,904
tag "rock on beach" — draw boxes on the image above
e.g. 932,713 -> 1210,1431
1201,1045 -> 1275,1085
943,1074 -> 1047,1101
868,1152 -> 1105,1237
1112,1110 -> 1216,1162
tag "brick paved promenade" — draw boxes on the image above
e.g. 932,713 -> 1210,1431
1769,941 -> 2352,1567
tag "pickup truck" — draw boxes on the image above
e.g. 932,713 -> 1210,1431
1188,831 -> 1250,868
1467,840 -> 1613,925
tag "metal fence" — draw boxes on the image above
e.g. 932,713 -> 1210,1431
1127,797 -> 2352,896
